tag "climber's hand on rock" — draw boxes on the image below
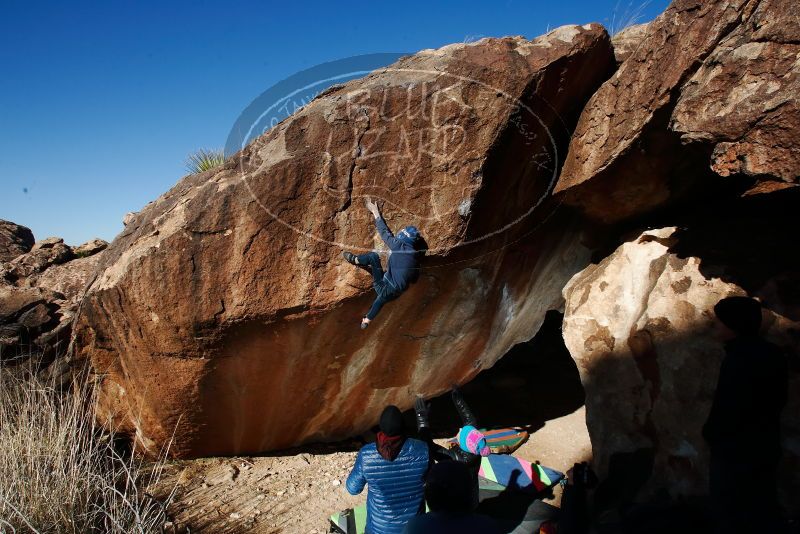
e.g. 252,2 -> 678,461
364,197 -> 380,219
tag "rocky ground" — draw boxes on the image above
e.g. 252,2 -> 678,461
153,445 -> 364,534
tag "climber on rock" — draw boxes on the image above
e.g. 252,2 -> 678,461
342,196 -> 420,329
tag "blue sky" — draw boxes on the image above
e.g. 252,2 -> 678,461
0,0 -> 669,245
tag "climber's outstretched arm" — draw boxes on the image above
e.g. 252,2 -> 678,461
365,197 -> 404,251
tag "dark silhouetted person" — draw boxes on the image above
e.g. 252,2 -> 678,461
414,388 -> 491,511
448,387 -> 491,510
343,197 -> 420,329
703,296 -> 788,534
558,462 -> 598,534
346,405 -> 429,534
402,461 -> 502,534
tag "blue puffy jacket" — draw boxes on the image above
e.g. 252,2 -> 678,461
346,438 -> 429,534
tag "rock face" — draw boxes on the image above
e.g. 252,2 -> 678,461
671,0 -> 800,185
73,238 -> 108,258
562,226 -> 800,512
0,230 -> 107,359
74,27 -> 615,457
555,0 -> 799,223
31,254 -> 104,302
610,23 -> 649,65
0,220 -> 35,262
0,285 -> 66,358
553,0 -> 800,514
2,237 -> 74,282
53,0 -> 800,515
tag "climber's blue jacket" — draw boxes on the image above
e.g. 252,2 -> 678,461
375,215 -> 417,293
346,438 -> 429,534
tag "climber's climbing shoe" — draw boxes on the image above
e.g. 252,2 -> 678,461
360,317 -> 370,330
343,251 -> 359,265
451,386 -> 478,427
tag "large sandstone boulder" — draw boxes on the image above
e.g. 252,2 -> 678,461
554,3 -> 800,509
0,220 -> 35,262
74,27 -> 615,457
555,0 -> 799,222
562,226 -> 800,513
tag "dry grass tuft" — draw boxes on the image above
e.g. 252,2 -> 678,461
0,359 -> 176,533
609,0 -> 652,36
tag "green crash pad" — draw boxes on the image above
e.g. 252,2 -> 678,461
330,504 -> 367,534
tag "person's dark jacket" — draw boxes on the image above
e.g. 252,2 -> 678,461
375,215 -> 417,293
703,335 -> 788,461
346,438 -> 429,534
402,511 -> 502,534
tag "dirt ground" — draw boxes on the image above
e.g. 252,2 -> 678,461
152,443 -> 364,533
151,312 -> 592,533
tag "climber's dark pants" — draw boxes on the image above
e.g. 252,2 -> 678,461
451,389 -> 481,510
356,252 -> 400,320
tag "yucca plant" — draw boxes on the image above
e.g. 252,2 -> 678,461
185,148 -> 227,175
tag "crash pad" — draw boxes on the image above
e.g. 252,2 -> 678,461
479,454 -> 564,494
448,427 -> 529,454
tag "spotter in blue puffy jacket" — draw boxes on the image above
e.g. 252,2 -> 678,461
345,406 -> 429,534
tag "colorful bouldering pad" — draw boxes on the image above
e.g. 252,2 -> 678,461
448,427 -> 529,454
479,454 -> 564,494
